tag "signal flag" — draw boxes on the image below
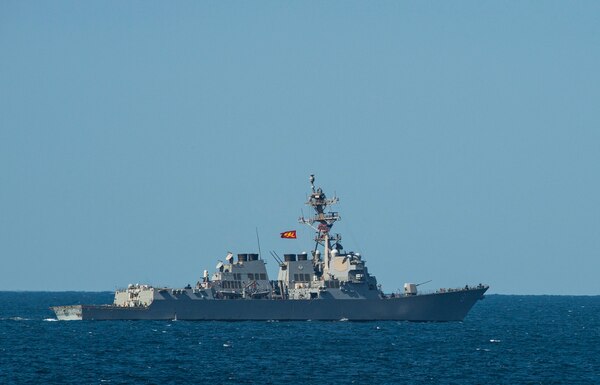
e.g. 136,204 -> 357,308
280,230 -> 297,239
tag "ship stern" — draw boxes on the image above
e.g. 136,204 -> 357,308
51,305 -> 83,321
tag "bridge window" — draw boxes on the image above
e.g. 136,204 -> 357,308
293,274 -> 312,282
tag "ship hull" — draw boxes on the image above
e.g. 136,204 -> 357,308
52,287 -> 487,321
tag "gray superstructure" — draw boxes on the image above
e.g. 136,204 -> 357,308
52,175 -> 488,321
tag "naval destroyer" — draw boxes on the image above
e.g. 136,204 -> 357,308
52,175 -> 488,321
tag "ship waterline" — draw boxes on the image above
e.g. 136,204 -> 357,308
53,287 -> 487,321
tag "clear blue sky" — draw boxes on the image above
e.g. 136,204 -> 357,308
1,1 -> 599,294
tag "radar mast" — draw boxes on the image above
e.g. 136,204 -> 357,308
299,174 -> 341,275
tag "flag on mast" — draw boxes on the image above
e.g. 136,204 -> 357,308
280,230 -> 297,239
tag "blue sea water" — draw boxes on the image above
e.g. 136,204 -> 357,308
0,293 -> 599,384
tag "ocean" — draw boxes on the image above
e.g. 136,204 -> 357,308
0,292 -> 598,384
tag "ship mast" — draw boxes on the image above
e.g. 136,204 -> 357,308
299,174 -> 340,276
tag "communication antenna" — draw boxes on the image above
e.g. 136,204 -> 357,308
255,227 -> 263,259
269,250 -> 283,265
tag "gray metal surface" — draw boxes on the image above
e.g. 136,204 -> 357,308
53,287 -> 487,321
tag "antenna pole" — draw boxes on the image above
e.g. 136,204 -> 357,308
255,227 -> 262,259
270,250 -> 283,265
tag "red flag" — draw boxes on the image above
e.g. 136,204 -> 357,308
280,230 -> 297,239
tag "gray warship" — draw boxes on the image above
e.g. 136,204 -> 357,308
52,175 -> 488,321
